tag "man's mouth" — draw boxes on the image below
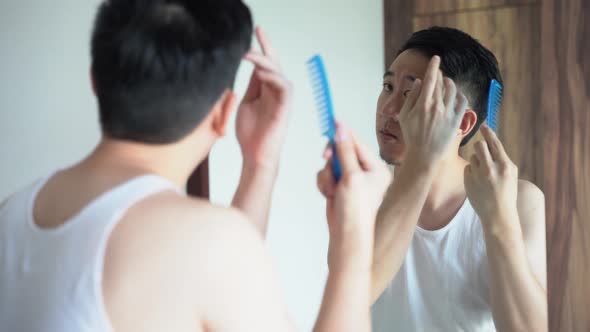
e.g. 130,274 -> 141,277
379,130 -> 399,142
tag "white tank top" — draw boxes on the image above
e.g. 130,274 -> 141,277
371,199 -> 496,332
0,173 -> 181,332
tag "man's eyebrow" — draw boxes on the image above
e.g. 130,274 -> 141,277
404,75 -> 417,82
383,71 -> 417,82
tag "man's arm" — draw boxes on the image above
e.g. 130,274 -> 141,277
465,126 -> 547,332
517,180 -> 547,290
482,181 -> 547,332
371,161 -> 434,303
314,228 -> 374,332
231,162 -> 278,235
232,27 -> 291,236
314,127 -> 392,332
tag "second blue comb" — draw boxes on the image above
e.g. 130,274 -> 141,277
486,79 -> 503,132
306,54 -> 342,182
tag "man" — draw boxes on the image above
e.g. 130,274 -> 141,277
0,1 -> 392,331
318,27 -> 547,331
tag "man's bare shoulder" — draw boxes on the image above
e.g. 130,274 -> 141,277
515,179 -> 546,250
517,180 -> 545,219
115,191 -> 261,252
103,192 -> 270,331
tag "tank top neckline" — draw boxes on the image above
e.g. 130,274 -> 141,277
26,172 -> 181,235
415,198 -> 472,237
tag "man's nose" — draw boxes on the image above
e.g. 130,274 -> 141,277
381,95 -> 403,121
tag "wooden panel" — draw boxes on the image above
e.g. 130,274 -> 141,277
541,0 -> 590,330
414,6 -> 543,184
414,0 -> 538,15
187,158 -> 209,198
383,0 -> 414,68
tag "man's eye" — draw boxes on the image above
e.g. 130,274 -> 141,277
382,83 -> 393,92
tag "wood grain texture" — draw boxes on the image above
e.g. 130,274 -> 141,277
187,158 -> 209,198
414,0 -> 538,15
383,0 -> 414,68
414,6 -> 543,184
541,0 -> 590,330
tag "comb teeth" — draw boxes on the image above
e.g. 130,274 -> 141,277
306,55 -> 336,138
487,79 -> 503,132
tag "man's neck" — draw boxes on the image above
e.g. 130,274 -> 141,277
394,154 -> 468,230
424,155 -> 468,211
78,138 -> 208,189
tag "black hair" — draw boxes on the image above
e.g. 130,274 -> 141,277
399,26 -> 503,145
91,0 -> 253,144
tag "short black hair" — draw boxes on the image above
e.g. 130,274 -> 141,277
398,26 -> 503,145
91,0 -> 253,144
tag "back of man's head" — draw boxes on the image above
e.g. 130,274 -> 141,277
91,0 -> 253,144
399,26 -> 503,145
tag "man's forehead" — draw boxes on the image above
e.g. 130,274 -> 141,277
387,49 -> 430,78
383,69 -> 417,83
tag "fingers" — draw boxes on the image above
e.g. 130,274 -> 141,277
253,70 -> 291,99
400,79 -> 422,121
480,124 -> 508,161
474,140 -> 493,171
443,77 -> 457,113
455,92 -> 468,117
464,164 -> 473,178
317,161 -> 336,197
317,170 -> 335,197
323,143 -> 333,160
244,51 -> 281,73
470,154 -> 481,168
255,26 -> 279,63
242,70 -> 261,101
451,92 -> 468,129
242,26 -> 283,102
331,121 -> 379,171
417,55 -> 441,104
353,137 -> 377,171
333,124 -> 361,176
434,70 -> 444,107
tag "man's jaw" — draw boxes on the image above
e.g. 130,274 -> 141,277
379,151 -> 402,166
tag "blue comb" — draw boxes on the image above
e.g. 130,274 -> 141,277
486,79 -> 503,132
306,54 -> 342,182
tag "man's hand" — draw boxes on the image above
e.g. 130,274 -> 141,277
315,125 -> 389,332
464,125 -> 519,233
237,26 -> 292,171
465,125 -> 547,331
399,56 -> 468,167
317,124 -> 391,268
231,26 -> 292,235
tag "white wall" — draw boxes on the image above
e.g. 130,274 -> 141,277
0,0 -> 103,200
0,1 -> 383,330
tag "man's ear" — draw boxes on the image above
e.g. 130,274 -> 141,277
211,89 -> 238,138
459,108 -> 478,140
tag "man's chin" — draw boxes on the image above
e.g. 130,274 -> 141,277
379,152 -> 402,166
